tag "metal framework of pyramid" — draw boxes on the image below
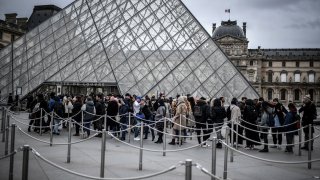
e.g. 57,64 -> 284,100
0,0 -> 259,102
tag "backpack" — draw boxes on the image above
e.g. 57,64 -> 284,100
209,106 -> 216,120
267,113 -> 275,127
226,106 -> 232,121
193,105 -> 202,117
54,101 -> 64,117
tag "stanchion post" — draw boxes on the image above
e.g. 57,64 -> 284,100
211,137 -> 217,180
22,145 -> 30,180
230,121 -> 234,163
5,114 -> 10,155
81,111 -> 84,139
104,114 -> 107,131
236,123 -> 239,149
2,109 -> 6,142
185,159 -> 192,180
223,127 -> 229,180
9,123 -> 16,180
39,108 -> 42,136
67,118 -> 71,163
128,113 -> 131,143
308,124 -> 312,169
50,111 -> 53,146
163,117 -> 166,156
100,129 -> 106,178
179,114 -> 182,147
298,119 -> 302,156
1,107 -> 4,133
139,122 -> 143,171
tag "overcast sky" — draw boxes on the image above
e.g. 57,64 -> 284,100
0,0 -> 319,49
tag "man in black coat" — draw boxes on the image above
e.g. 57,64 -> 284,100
94,94 -> 106,137
299,95 -> 317,150
194,97 -> 209,146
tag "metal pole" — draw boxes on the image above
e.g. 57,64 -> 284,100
5,114 -> 10,155
139,122 -> 143,171
9,123 -> 16,180
128,113 -> 131,143
100,129 -> 106,178
185,159 -> 192,180
163,117 -> 167,156
236,123 -> 239,149
50,112 -> 53,146
67,118 -> 71,163
223,127 -> 229,180
179,114 -> 182,147
104,114 -> 107,132
81,111 -> 84,139
2,109 -> 6,142
308,124 -> 312,169
298,119 -> 302,156
230,121 -> 234,163
22,145 -> 30,180
211,137 -> 217,180
39,108 -> 42,136
1,107 -> 4,133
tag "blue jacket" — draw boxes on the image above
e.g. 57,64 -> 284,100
284,111 -> 297,132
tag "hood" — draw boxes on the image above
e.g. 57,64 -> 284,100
86,100 -> 94,106
177,96 -> 185,105
213,98 -> 221,107
196,99 -> 207,106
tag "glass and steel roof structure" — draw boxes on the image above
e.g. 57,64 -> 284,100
0,0 -> 259,102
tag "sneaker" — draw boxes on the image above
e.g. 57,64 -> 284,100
134,137 -> 140,141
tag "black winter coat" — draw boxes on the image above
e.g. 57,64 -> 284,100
212,99 -> 226,124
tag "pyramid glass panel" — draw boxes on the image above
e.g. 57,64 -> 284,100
0,0 -> 259,100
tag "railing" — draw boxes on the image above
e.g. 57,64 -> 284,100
1,106 -> 319,180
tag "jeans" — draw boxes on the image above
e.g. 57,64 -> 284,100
134,118 -> 141,138
286,132 -> 294,151
272,127 -> 283,145
53,118 -> 61,134
261,128 -> 269,149
84,120 -> 91,136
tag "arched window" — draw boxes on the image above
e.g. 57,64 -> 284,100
281,71 -> 287,82
267,89 -> 273,101
294,89 -> 300,101
268,71 -> 273,83
309,89 -> 314,101
280,89 -> 286,100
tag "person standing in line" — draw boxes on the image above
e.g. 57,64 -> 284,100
94,94 -> 106,137
227,98 -> 242,146
299,95 -> 317,151
211,98 -> 226,148
72,96 -> 83,136
259,101 -> 275,152
193,97 -> 210,147
168,97 -> 187,145
284,103 -> 298,153
81,97 -> 96,137
271,98 -> 287,149
242,99 -> 260,149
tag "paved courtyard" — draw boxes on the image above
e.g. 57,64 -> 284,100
0,111 -> 319,180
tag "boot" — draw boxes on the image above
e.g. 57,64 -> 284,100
168,139 -> 176,145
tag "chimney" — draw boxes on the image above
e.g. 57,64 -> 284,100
5,13 -> 18,24
16,18 -> 28,30
212,23 -> 216,36
243,22 -> 247,37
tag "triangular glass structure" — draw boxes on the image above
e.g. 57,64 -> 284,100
0,0 -> 259,102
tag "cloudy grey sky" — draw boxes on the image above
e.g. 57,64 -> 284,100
1,0 -> 319,49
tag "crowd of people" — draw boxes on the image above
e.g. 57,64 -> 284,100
25,92 -> 317,153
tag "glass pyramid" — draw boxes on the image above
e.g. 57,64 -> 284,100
0,0 -> 259,102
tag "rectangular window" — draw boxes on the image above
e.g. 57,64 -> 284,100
310,61 -> 314,67
281,73 -> 287,82
250,61 -> 253,66
294,73 -> 300,82
269,61 -> 272,67
309,73 -> 315,83
296,61 -> 299,67
282,61 -> 286,67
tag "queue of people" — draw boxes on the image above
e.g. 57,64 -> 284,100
25,92 -> 317,153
